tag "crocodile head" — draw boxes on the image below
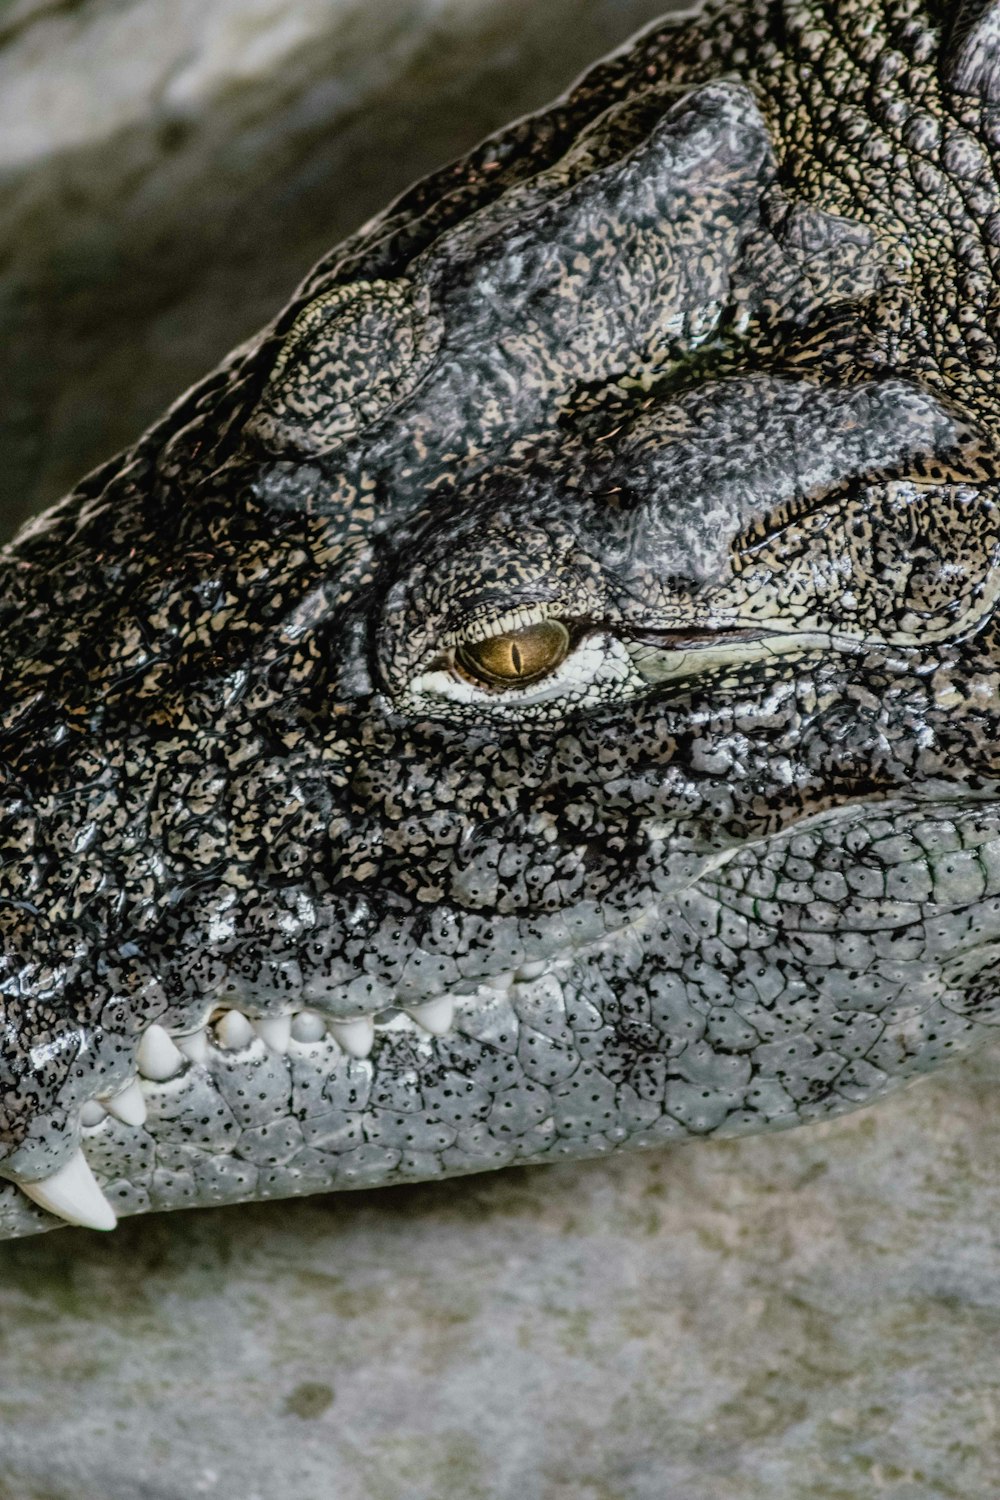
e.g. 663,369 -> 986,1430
3,0 -> 1000,1234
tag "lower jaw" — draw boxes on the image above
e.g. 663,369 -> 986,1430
1,956 -> 569,1237
4,887 -> 666,1238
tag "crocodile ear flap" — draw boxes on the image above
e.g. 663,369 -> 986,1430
942,0 -> 1000,104
247,278 -> 443,458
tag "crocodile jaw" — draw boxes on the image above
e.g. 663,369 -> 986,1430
10,786 -> 1000,1239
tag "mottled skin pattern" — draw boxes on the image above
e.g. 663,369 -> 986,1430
2,0 -> 1000,1236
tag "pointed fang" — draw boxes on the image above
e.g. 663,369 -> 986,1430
20,1150 -> 117,1231
104,1079 -> 147,1128
176,1028 -> 209,1064
215,1010 -> 255,1050
291,1010 -> 327,1043
405,998 -> 455,1036
329,1015 -> 375,1059
137,1024 -> 186,1082
254,1016 -> 292,1055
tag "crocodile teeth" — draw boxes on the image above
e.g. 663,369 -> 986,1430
104,1079 -> 147,1128
290,1010 -> 327,1043
215,1010 -> 255,1050
516,961 -> 548,981
405,998 -> 455,1036
20,1150 -> 117,1231
253,1016 -> 291,1054
176,1028 -> 209,1064
137,1024 -> 186,1082
328,1015 -> 375,1059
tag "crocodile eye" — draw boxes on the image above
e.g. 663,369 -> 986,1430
455,620 -> 570,687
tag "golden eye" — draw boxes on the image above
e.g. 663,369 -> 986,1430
455,620 -> 571,687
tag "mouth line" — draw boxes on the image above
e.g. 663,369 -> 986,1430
5,876 -> 670,1238
147,988 -> 467,1075
8,926 -> 627,1237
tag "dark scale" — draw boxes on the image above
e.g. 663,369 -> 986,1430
2,0 -> 1000,1234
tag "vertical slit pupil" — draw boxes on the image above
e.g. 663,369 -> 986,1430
511,643 -> 523,675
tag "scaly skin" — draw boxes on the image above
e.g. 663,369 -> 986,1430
3,0 -> 1000,1235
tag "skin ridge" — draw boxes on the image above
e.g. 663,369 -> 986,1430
2,0 -> 1000,1236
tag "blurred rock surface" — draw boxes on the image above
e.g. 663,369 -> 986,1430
0,0 -> 672,538
1,1051 -> 999,1500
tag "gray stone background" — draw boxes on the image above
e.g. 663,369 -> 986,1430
1,2 -> 1000,1497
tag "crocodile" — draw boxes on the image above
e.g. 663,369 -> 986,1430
2,0 -> 1000,1236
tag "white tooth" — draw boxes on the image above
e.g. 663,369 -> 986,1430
137,1024 -> 186,1082
80,1101 -> 107,1128
516,961 -> 548,981
291,1010 -> 327,1043
328,1015 -> 375,1059
176,1028 -> 209,1064
495,971 -> 517,989
20,1150 -> 117,1231
254,1016 -> 291,1055
104,1079 -> 147,1128
215,1010 -> 255,1050
405,997 -> 455,1036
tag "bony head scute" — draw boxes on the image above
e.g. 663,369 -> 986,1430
454,620 -> 571,688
